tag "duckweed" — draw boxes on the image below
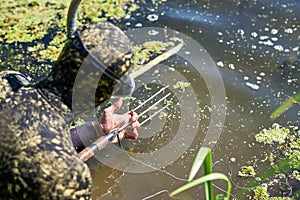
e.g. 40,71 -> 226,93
133,41 -> 174,66
0,0 -> 67,43
253,186 -> 295,200
173,81 -> 191,91
0,0 -> 140,75
255,123 -> 289,144
253,186 -> 269,200
0,0 -> 139,43
238,165 -> 256,177
252,124 -> 300,199
255,124 -> 300,169
1,0 -> 170,78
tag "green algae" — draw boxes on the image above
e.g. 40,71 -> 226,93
253,186 -> 295,200
0,0 -> 170,77
253,186 -> 269,200
0,0 -> 139,44
133,41 -> 174,67
0,0 -> 140,75
255,124 -> 300,169
255,123 -> 289,144
250,124 -> 300,199
173,81 -> 191,91
238,165 -> 256,177
0,0 -> 67,43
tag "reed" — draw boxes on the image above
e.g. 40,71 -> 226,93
171,147 -> 232,200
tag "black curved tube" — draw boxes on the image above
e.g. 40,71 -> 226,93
67,0 -> 82,38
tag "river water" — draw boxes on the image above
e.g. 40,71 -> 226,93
90,1 -> 299,199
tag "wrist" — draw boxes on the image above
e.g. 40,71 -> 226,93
71,121 -> 104,152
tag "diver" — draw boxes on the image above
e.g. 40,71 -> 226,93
0,0 -> 139,199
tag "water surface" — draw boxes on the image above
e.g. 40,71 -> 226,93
91,0 -> 299,199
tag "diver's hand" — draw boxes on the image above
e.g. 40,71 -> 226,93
97,98 -> 139,143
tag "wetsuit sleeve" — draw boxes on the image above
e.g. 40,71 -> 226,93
70,121 -> 104,152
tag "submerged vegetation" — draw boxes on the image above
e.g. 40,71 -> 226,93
270,93 -> 300,120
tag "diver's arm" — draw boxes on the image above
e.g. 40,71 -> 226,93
70,98 -> 139,153
70,121 -> 103,152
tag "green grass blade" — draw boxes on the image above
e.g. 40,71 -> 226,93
170,172 -> 232,199
203,148 -> 213,200
271,93 -> 300,119
188,147 -> 211,181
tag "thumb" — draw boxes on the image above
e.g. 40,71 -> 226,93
105,98 -> 123,114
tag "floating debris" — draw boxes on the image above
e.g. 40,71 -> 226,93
274,45 -> 284,52
168,67 -> 175,72
259,72 -> 266,77
259,36 -> 269,40
216,61 -> 224,67
243,76 -> 250,81
251,32 -> 258,37
148,29 -> 160,36
147,14 -> 159,22
271,29 -> 279,35
173,81 -> 191,91
284,28 -> 294,34
135,23 -> 143,28
228,63 -> 235,70
245,82 -> 260,90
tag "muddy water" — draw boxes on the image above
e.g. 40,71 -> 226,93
90,1 -> 299,199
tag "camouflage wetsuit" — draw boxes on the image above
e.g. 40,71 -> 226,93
0,22 -> 133,199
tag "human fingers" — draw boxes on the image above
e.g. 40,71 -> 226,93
129,111 -> 139,124
124,128 -> 138,140
103,98 -> 122,115
100,98 -> 123,132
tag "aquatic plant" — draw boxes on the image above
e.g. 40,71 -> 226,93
171,147 -> 231,200
271,93 -> 300,120
173,81 -> 191,92
253,186 -> 295,200
0,0 -> 138,43
236,124 -> 300,199
0,0 -> 140,77
133,41 -> 174,66
253,186 -> 269,200
238,166 -> 256,177
255,123 -> 290,144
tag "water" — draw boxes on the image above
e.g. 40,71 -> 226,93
91,1 -> 299,199
1,0 -> 299,199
